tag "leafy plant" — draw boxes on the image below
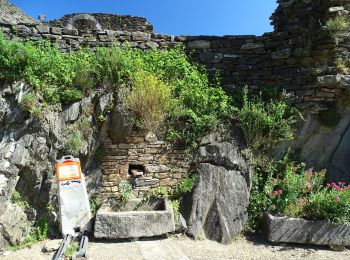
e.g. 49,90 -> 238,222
171,199 -> 180,227
64,241 -> 79,259
325,16 -> 350,44
335,57 -> 349,74
0,33 -> 232,150
119,179 -> 133,202
233,86 -> 302,153
304,183 -> 350,223
326,16 -> 350,32
124,71 -> 173,132
65,132 -> 85,156
172,175 -> 196,198
11,190 -> 30,209
19,93 -> 43,119
90,199 -> 102,216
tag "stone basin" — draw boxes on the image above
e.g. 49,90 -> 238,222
94,198 -> 175,239
266,213 -> 350,246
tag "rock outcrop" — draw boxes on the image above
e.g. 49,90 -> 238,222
184,138 -> 252,244
0,0 -> 38,25
0,82 -> 105,248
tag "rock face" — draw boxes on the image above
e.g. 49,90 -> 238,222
0,82 -> 107,248
0,204 -> 30,248
94,198 -> 175,239
266,214 -> 350,246
184,139 -> 251,244
0,0 -> 38,25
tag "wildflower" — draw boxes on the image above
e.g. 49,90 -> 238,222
336,195 -> 340,202
274,190 -> 283,196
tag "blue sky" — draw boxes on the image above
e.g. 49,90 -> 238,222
11,0 -> 277,36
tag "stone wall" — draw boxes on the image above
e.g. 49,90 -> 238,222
49,13 -> 153,33
2,0 -> 350,181
0,1 -> 346,114
99,132 -> 190,200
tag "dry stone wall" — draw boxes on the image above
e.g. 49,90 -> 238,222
99,131 -> 190,200
2,0 -> 350,181
1,0 -> 348,115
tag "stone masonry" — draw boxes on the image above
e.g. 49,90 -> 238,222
98,131 -> 190,200
1,0 -> 349,115
2,0 -> 350,184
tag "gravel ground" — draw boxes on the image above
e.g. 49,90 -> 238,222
1,235 -> 350,260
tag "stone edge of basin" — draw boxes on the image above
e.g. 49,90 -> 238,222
94,198 -> 175,239
266,213 -> 350,246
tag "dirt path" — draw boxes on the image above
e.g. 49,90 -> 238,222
1,235 -> 350,260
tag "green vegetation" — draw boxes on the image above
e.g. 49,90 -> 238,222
335,57 -> 349,74
248,154 -> 350,230
233,87 -> 302,154
326,16 -> 350,32
90,198 -> 103,216
64,242 -> 79,259
64,118 -> 93,156
65,132 -> 85,156
124,72 -> 173,132
11,190 -> 29,209
19,93 -> 43,119
325,16 -> 350,44
7,217 -> 49,251
0,33 -> 229,149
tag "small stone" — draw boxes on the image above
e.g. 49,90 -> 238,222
241,42 -> 264,50
317,75 -> 341,86
271,48 -> 292,59
328,7 -> 344,13
131,32 -> 151,41
50,27 -> 62,35
145,41 -> 159,49
199,52 -> 223,63
36,24 -> 50,34
42,240 -> 61,253
187,40 -> 211,49
145,132 -> 158,142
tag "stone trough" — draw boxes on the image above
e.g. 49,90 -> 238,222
94,198 -> 175,239
266,213 -> 350,246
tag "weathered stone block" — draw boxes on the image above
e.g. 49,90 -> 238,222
271,48 -> 292,59
187,40 -> 210,49
94,199 -> 175,239
36,24 -> 50,34
199,52 -> 223,63
131,31 -> 151,41
241,42 -> 264,50
317,75 -> 341,86
266,214 -> 350,246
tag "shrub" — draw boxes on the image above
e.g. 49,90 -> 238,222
326,16 -> 350,44
326,16 -> 350,32
124,71 -> 173,132
247,154 -> 350,230
0,33 -> 231,150
335,57 -> 349,74
65,132 -> 85,156
233,86 -> 302,153
19,93 -> 43,119
304,183 -> 350,223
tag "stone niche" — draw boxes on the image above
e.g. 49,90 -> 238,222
98,131 -> 190,200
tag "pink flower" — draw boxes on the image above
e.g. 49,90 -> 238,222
336,195 -> 340,202
274,190 -> 283,196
